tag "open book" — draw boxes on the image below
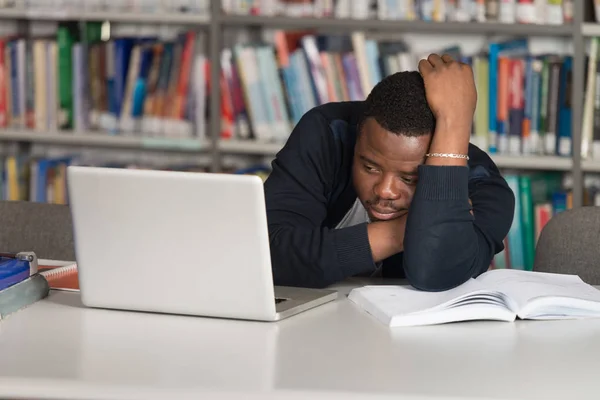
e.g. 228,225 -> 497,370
348,269 -> 600,327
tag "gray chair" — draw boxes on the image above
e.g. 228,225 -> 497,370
534,206 -> 600,285
0,201 -> 76,261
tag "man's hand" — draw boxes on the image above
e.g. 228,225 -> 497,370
367,213 -> 408,263
418,53 -> 477,133
418,53 -> 476,166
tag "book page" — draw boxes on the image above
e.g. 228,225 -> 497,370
348,277 -> 497,320
476,269 -> 600,310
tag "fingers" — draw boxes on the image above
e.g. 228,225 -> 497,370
427,53 -> 444,67
420,53 -> 455,74
441,54 -> 473,72
419,53 -> 470,79
418,58 -> 433,76
441,54 -> 454,64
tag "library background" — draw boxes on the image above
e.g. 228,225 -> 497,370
0,0 -> 596,271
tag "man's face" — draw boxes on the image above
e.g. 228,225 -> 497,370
352,118 -> 431,222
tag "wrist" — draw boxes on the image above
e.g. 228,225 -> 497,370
427,119 -> 471,166
414,165 -> 470,200
367,220 -> 405,262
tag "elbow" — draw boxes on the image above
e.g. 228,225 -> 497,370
403,236 -> 480,292
404,263 -> 466,292
268,224 -> 357,289
272,265 -> 335,289
270,240 -> 344,289
405,263 -> 473,292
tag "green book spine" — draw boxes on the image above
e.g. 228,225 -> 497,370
0,274 -> 49,320
519,176 -> 535,271
530,172 -> 564,203
84,22 -> 103,44
57,23 -> 77,129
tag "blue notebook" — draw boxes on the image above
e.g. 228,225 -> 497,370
0,257 -> 31,291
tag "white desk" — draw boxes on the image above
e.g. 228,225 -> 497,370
1,279 -> 600,400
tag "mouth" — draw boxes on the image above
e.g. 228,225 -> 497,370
368,207 -> 406,221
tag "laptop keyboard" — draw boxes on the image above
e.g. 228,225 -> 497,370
275,297 -> 288,304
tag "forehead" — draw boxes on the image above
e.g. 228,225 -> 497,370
357,118 -> 431,169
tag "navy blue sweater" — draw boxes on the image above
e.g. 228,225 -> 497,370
264,101 -> 515,291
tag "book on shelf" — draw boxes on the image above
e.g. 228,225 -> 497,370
579,37 -> 600,162
584,174 -> 600,206
494,171 -> 567,271
0,21 -> 209,140
221,31 -> 572,158
348,268 -> 600,327
493,170 -> 600,271
222,0 -> 572,25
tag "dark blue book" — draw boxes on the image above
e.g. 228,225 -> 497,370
0,256 -> 30,291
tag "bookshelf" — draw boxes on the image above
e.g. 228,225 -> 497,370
0,0 -> 592,209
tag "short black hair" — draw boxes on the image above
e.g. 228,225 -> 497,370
361,71 -> 435,137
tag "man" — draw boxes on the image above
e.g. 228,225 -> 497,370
263,53 -> 515,291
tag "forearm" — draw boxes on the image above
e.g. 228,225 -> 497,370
403,52 -> 497,291
404,209 -> 489,291
403,166 -> 479,291
269,223 -> 376,288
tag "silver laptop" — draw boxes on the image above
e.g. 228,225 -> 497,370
66,166 -> 337,321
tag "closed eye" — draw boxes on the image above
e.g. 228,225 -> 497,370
402,176 -> 418,185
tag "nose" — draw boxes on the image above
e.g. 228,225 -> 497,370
374,174 -> 401,200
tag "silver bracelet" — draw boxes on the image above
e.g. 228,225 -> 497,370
425,152 -> 470,160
